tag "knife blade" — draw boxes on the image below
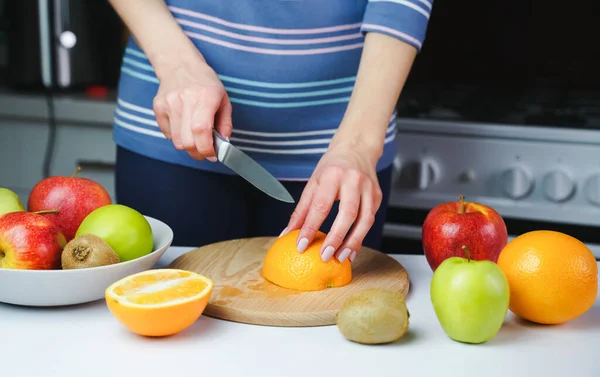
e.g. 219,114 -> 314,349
212,129 -> 295,203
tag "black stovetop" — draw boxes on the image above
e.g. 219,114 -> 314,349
396,83 -> 600,129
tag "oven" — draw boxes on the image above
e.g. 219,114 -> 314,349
381,0 -> 600,259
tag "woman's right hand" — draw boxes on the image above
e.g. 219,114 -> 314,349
152,53 -> 232,161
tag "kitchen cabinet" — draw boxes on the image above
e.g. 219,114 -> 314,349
50,123 -> 116,199
0,119 -> 49,204
0,91 -> 117,205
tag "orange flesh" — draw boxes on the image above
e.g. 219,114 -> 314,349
109,270 -> 211,306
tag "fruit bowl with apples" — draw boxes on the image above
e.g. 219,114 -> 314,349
0,170 -> 174,307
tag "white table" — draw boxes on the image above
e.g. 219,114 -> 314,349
1,246 -> 598,377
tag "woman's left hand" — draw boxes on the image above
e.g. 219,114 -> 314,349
283,143 -> 383,263
281,32 -> 417,264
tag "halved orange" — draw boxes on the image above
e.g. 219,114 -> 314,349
262,230 -> 352,291
105,269 -> 214,337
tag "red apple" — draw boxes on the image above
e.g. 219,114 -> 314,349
27,166 -> 112,241
0,211 -> 67,270
422,195 -> 508,271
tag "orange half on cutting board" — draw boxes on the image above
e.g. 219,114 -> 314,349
262,230 -> 352,291
105,269 -> 214,337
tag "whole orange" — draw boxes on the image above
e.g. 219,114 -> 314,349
497,230 -> 598,325
262,229 -> 352,291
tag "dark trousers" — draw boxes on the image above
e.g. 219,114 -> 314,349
114,146 -> 392,250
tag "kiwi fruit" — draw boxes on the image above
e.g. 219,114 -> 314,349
336,287 -> 410,345
61,234 -> 120,269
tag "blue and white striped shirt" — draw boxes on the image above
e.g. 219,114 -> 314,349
113,0 -> 433,180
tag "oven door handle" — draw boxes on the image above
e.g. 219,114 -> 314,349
383,224 -> 423,240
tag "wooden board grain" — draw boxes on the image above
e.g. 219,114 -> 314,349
168,237 -> 410,327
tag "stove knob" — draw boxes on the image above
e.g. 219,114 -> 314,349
584,174 -> 600,206
543,170 -> 575,202
501,166 -> 533,199
416,159 -> 439,190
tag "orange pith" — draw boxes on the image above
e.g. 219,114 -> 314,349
262,230 -> 352,291
105,269 -> 214,336
497,230 -> 598,325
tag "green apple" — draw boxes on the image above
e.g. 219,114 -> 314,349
75,204 -> 154,262
0,188 -> 25,217
430,245 -> 510,344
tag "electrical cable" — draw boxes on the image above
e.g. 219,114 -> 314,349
42,88 -> 57,179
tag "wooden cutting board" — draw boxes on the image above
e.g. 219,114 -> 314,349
168,237 -> 410,327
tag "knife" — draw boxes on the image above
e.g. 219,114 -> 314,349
212,129 -> 295,203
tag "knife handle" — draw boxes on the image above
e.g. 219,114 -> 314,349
212,129 -> 229,161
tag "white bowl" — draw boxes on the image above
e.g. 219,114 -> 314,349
0,216 -> 173,307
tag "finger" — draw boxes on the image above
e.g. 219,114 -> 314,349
165,92 -> 184,150
215,94 -> 233,140
190,107 -> 215,161
285,181 -> 317,235
321,173 -> 361,262
180,91 -> 206,160
337,184 -> 377,263
180,90 -> 199,151
372,182 -> 384,213
187,150 -> 206,160
153,96 -> 171,140
191,90 -> 222,160
296,171 -> 341,253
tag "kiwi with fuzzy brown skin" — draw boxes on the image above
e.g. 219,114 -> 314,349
336,287 -> 410,345
61,234 -> 120,269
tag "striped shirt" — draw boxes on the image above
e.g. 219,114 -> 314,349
113,0 -> 433,180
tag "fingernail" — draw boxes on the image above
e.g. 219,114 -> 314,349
297,238 -> 308,253
337,248 -> 352,263
349,251 -> 357,262
321,246 -> 335,262
225,136 -> 230,141
278,227 -> 289,237
207,156 -> 217,162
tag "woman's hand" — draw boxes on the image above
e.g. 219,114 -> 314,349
284,143 -> 383,263
152,53 -> 232,161
281,33 -> 418,263
108,0 -> 233,161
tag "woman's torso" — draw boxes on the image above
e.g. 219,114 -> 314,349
113,0 -> 398,179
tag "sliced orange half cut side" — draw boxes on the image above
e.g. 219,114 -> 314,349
105,269 -> 214,337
